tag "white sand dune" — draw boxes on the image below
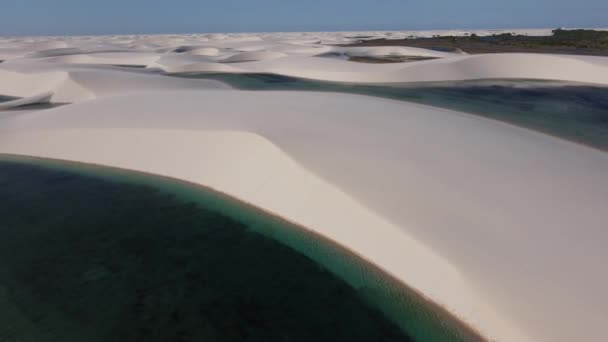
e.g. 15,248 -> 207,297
0,91 -> 53,110
24,47 -> 86,58
3,29 -> 608,83
0,68 -> 229,103
154,53 -> 608,84
2,90 -> 608,342
0,69 -> 100,102
11,52 -> 607,88
328,45 -> 460,58
189,47 -> 221,56
1,30 -> 608,342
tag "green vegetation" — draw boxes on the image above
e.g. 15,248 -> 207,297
549,28 -> 608,49
346,29 -> 608,56
475,29 -> 608,50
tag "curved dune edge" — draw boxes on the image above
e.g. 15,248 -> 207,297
0,152 -> 487,342
0,129 -> 513,342
1,90 -> 607,342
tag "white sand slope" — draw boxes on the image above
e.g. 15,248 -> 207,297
1,31 -> 608,342
1,90 -> 607,342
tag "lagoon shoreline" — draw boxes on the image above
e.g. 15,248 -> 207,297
0,153 -> 486,342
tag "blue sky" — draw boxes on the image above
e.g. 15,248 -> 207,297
1,0 -> 606,36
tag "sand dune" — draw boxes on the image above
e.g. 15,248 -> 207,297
326,45 -> 459,58
0,91 -> 52,110
2,36 -> 608,88
1,31 -> 608,342
0,67 -> 229,102
155,53 -> 608,84
220,51 -> 288,63
188,47 -> 221,56
2,90 -> 608,342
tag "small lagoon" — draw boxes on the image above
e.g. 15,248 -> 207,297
0,156 -> 481,342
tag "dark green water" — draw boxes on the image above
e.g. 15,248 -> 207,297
0,95 -> 19,103
0,157 -> 480,342
111,64 -> 148,68
172,73 -> 608,150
